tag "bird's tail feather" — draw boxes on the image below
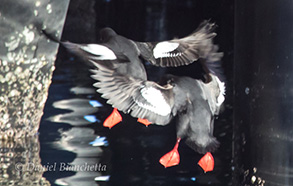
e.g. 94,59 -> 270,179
185,136 -> 220,154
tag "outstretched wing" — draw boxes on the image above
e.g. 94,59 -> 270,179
62,42 -> 117,61
136,20 -> 219,67
90,61 -> 175,125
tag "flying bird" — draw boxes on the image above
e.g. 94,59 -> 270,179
61,20 -> 221,79
89,57 -> 225,171
42,20 -> 225,170
43,20 -> 223,127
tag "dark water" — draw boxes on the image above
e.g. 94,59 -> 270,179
40,56 -> 231,185
39,59 -> 233,186
2,0 -> 293,185
39,56 -> 233,186
37,0 -> 234,185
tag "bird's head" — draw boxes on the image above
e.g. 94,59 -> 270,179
99,27 -> 117,42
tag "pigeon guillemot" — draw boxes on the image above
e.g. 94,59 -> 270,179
46,20 -> 222,127
43,20 -> 225,171
89,57 -> 225,171
60,20 -> 220,80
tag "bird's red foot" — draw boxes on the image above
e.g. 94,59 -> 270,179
103,108 -> 122,129
159,138 -> 181,168
198,152 -> 214,173
137,118 -> 152,126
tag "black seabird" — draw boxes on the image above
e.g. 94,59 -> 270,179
59,20 -> 222,80
43,20 -> 224,170
89,57 -> 225,170
43,20 -> 222,128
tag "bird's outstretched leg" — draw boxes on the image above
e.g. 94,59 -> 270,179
103,108 -> 122,128
137,118 -> 152,126
159,138 -> 181,168
198,152 -> 214,173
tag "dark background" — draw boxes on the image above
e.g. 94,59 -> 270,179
41,0 -> 234,185
40,0 -> 293,185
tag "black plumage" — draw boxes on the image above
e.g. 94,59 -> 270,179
43,20 -> 225,154
54,20 -> 222,80
89,60 -> 225,154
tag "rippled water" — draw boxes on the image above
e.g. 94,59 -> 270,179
37,52 -> 233,186
2,1 -> 293,185
0,1 -> 234,185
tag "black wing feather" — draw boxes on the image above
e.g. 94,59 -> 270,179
90,61 -> 174,125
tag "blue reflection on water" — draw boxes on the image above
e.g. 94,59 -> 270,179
84,115 -> 101,123
89,136 -> 109,147
39,1 -> 234,182
39,58 -> 111,186
40,54 -> 233,186
89,100 -> 103,108
95,175 -> 111,181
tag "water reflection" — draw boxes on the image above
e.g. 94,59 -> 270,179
43,84 -> 110,186
40,57 -> 233,186
47,98 -> 100,126
38,0 -> 234,183
0,137 -> 50,185
53,127 -> 106,186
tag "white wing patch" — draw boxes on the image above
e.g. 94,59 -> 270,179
80,44 -> 117,60
137,86 -> 171,116
215,76 -> 225,106
153,41 -> 180,59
